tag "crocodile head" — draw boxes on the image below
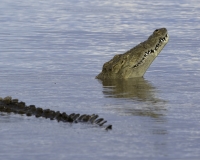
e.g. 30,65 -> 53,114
96,28 -> 169,79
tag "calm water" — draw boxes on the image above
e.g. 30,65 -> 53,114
0,0 -> 200,159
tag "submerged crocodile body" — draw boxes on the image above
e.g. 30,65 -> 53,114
0,97 -> 112,130
96,28 -> 169,79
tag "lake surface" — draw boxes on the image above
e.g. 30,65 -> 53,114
0,0 -> 200,159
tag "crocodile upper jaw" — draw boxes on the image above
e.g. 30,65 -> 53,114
127,31 -> 169,78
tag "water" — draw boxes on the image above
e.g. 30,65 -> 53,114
0,0 -> 200,159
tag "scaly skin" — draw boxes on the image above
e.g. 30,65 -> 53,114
96,28 -> 169,79
0,97 -> 112,130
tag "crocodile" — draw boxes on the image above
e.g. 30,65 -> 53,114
0,28 -> 169,130
96,28 -> 169,79
0,96 -> 112,130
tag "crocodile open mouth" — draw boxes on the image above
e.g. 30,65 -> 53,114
133,33 -> 168,68
96,28 -> 169,79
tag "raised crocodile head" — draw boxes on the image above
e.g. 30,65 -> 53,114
96,28 -> 169,79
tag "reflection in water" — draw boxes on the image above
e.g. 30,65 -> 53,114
99,78 -> 168,140
102,78 -> 157,101
98,78 -> 167,119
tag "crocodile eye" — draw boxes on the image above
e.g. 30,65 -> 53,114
155,29 -> 159,32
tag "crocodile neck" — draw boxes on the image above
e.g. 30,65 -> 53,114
96,28 -> 169,79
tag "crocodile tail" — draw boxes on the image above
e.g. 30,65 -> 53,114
0,96 -> 112,130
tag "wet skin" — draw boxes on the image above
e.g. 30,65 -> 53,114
96,28 -> 169,79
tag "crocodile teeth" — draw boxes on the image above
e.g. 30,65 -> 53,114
160,38 -> 163,42
133,33 -> 167,69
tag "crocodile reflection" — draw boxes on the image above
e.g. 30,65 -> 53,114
99,78 -> 166,118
